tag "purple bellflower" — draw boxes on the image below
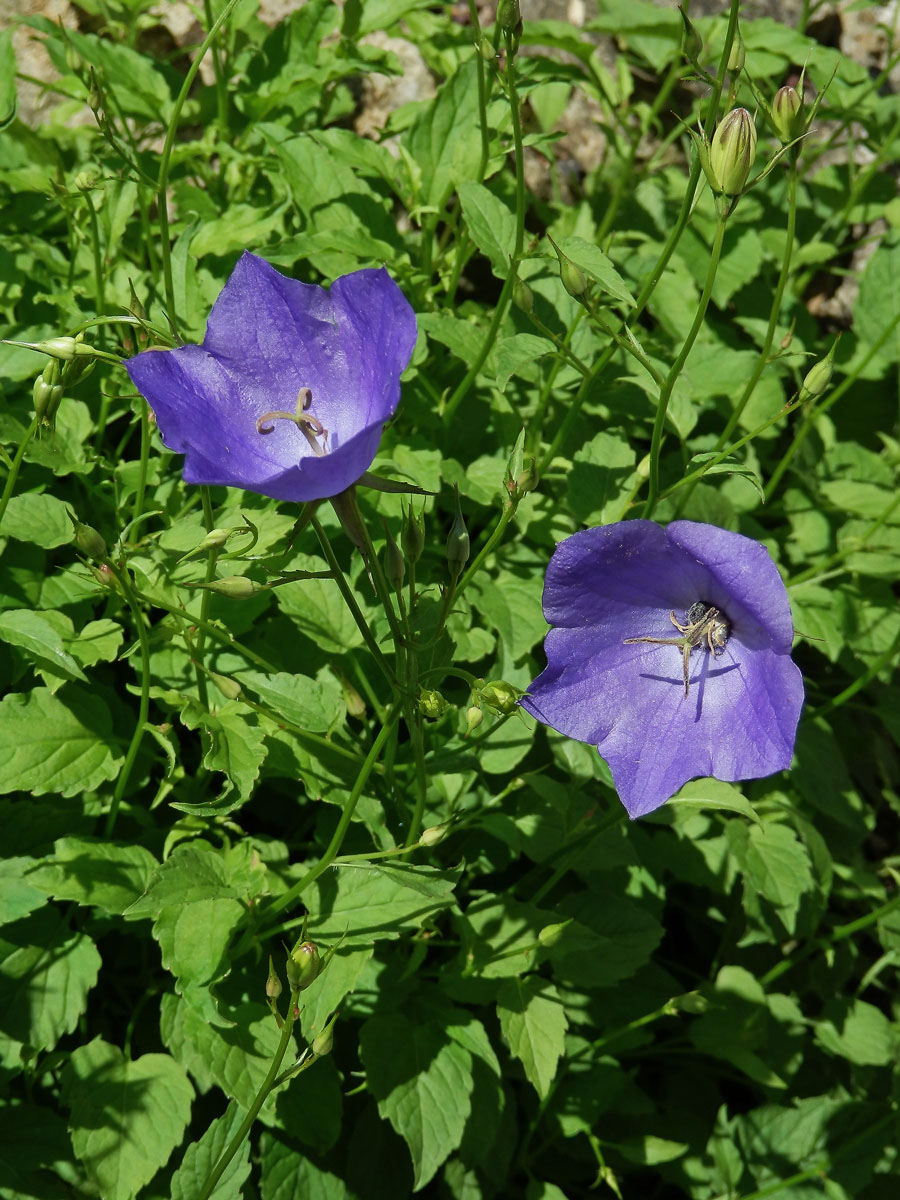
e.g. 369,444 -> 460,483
521,520 -> 804,819
125,252 -> 417,502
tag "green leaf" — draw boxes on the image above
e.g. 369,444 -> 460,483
236,669 -> 344,732
551,235 -> 635,305
0,609 -> 87,683
497,976 -> 568,1099
492,334 -> 555,390
670,779 -> 763,827
726,820 -> 814,935
0,492 -> 71,548
174,702 -> 267,812
0,1104 -> 71,1197
126,841 -> 240,919
68,618 -> 124,668
685,453 -> 765,503
307,862 -> 460,942
458,181 -> 516,278
815,999 -> 899,1066
63,1038 -> 193,1200
404,60 -> 482,207
568,431 -> 637,524
259,1131 -> 347,1200
27,837 -> 159,914
170,1101 -> 251,1200
0,29 -> 16,128
360,1011 -> 474,1189
0,907 -> 101,1070
0,857 -> 48,925
277,573 -> 365,654
469,572 -> 546,662
0,687 -> 122,798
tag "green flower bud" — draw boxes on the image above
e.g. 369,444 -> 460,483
480,680 -> 520,715
799,340 -> 837,403
312,1026 -> 334,1056
478,36 -> 495,62
678,6 -> 703,64
265,956 -> 282,999
508,457 -> 539,502
402,502 -> 425,566
548,236 -> 589,302
708,108 -> 757,196
727,27 -> 745,74
383,524 -> 405,590
65,44 -> 81,74
420,821 -> 451,847
512,277 -> 534,313
338,672 -> 367,720
286,941 -> 322,991
464,705 -> 483,737
33,358 -> 64,428
210,672 -> 242,701
771,85 -> 804,144
67,511 -> 107,561
445,487 -> 469,583
497,0 -> 521,36
538,920 -> 572,948
418,688 -> 449,720
74,170 -> 95,192
189,575 -> 260,598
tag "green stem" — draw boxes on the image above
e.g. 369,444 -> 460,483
158,0 -> 244,325
642,209 -> 730,518
466,0 -> 490,181
104,558 -> 152,837
405,715 -> 428,847
456,501 -> 517,597
787,489 -> 900,587
202,0 -> 229,138
131,400 -> 151,529
193,487 -> 218,708
85,193 -> 106,319
310,515 -> 398,689
133,588 -> 279,673
197,988 -> 302,1200
812,622 -> 900,718
264,708 -> 401,920
0,415 -> 39,528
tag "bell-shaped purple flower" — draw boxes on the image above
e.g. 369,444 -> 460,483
522,520 -> 804,819
125,252 -> 417,502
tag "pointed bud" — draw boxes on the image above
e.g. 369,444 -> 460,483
329,487 -> 367,554
33,358 -> 64,428
265,956 -> 282,999
188,575 -> 261,598
799,340 -> 837,403
286,941 -> 322,991
678,6 -> 703,64
497,0 -> 521,36
512,277 -> 534,313
338,671 -> 367,720
727,27 -> 745,74
464,706 -> 483,737
420,821 -> 451,847
402,503 -> 425,565
480,680 -> 520,715
548,236 -> 589,302
445,487 -> 469,583
708,108 -> 757,196
67,511 -> 107,561
383,523 -> 405,590
312,1011 -> 339,1057
210,672 -> 242,701
74,170 -> 95,192
538,919 -> 572,948
478,36 -> 495,62
771,85 -> 804,144
176,527 -> 233,564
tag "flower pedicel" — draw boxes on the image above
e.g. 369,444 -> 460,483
522,520 -> 804,818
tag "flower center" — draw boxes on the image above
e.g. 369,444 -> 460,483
624,600 -> 731,696
256,386 -> 328,458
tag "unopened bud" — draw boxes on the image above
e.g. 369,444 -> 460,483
480,680 -> 520,715
402,503 -> 425,566
678,6 -> 703,64
445,487 -> 469,583
419,688 -> 449,720
210,672 -> 242,701
512,277 -> 534,313
68,511 -> 107,561
420,821 -> 451,847
478,37 -> 494,62
549,236 -> 589,302
286,941 -> 322,991
497,0 -> 521,36
383,525 -> 405,590
799,341 -> 837,403
312,1026 -> 334,1056
65,44 -> 81,74
538,920 -> 572,948
464,705 -> 483,737
771,85 -> 804,144
708,108 -> 757,196
188,575 -> 260,598
33,358 -> 64,427
265,956 -> 282,999
510,457 -> 539,500
74,170 -> 94,192
727,27 -> 745,74
338,671 -> 366,720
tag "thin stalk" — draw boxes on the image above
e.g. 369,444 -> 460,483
197,988 -> 302,1200
104,558 -> 152,836
131,400 -> 151,528
310,515 -> 398,689
642,210 -> 730,517
456,502 -> 517,597
0,415 -> 39,528
787,490 -> 900,587
466,0 -> 490,181
85,193 -> 106,319
202,0 -> 229,138
811,622 -> 900,718
264,708 -> 401,920
158,0 -> 244,325
133,588 -> 279,672
193,487 -> 218,708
